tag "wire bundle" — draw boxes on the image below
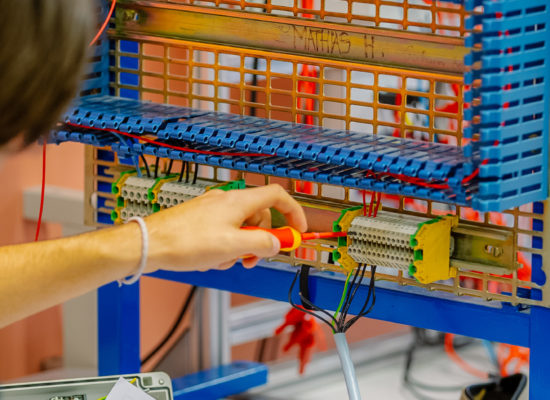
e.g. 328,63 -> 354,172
288,264 -> 377,334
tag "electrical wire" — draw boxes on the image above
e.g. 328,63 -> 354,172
133,155 -> 143,177
64,121 -> 487,193
35,2 -> 117,240
334,332 -> 361,400
343,266 -> 376,332
35,141 -> 47,241
89,0 -> 117,47
140,154 -> 151,177
288,270 -> 336,332
288,264 -> 377,335
339,264 -> 368,329
154,156 -> 160,179
165,158 -> 174,176
65,122 -> 268,157
141,285 -> 198,367
444,333 -> 490,380
192,162 -> 199,184
403,328 -> 488,398
178,161 -> 187,182
332,271 -> 353,327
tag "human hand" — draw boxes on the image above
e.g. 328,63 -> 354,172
143,184 -> 307,272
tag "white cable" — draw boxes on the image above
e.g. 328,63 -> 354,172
118,216 -> 149,286
334,332 -> 362,400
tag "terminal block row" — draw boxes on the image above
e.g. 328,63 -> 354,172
333,206 -> 517,284
347,212 -> 432,271
110,168 -> 244,223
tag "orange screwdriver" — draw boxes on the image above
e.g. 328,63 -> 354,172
242,226 -> 347,252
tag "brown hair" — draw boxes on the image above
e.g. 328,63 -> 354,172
0,0 -> 94,147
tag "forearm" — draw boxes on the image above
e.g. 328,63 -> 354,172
0,223 -> 142,328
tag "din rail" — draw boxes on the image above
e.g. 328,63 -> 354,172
115,1 -> 468,74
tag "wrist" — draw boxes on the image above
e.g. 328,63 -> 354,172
92,222 -> 156,280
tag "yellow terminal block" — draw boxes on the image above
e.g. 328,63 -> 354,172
410,215 -> 459,284
333,206 -> 366,273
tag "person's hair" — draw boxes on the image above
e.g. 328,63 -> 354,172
0,0 -> 94,147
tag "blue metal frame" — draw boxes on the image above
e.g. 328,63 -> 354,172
87,1 -> 550,398
98,262 -> 550,397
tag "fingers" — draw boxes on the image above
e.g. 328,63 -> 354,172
244,208 -> 272,229
241,256 -> 260,269
230,229 -> 281,259
217,259 -> 239,270
232,185 -> 308,232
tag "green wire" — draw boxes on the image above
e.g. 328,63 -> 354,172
332,270 -> 353,328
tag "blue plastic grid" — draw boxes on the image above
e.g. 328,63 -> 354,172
464,0 -> 549,211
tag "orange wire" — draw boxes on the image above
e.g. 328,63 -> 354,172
89,0 -> 117,47
444,334 -> 489,380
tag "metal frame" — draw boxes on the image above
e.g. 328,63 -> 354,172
98,259 -> 550,397
82,1 -> 550,398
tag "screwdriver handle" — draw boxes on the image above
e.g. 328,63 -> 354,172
241,226 -> 302,252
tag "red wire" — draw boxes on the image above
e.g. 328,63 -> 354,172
65,122 -> 269,157
34,141 -> 47,241
35,1 -> 117,241
368,190 -> 376,217
89,0 -> 117,47
373,192 -> 382,218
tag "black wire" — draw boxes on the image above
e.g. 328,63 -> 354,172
347,266 -> 376,324
178,161 -> 186,182
344,265 -> 377,331
141,285 -> 198,366
185,161 -> 190,183
154,156 -> 160,179
298,290 -> 340,328
165,158 -> 174,176
288,269 -> 335,332
192,162 -> 199,184
299,265 -> 314,310
339,264 -> 367,328
140,154 -> 151,177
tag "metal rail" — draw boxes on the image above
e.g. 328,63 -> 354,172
115,1 -> 468,74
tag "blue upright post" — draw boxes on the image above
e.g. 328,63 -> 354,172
529,306 -> 550,399
97,281 -> 141,375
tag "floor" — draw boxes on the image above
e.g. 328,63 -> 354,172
242,333 -> 529,400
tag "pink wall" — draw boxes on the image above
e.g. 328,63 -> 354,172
0,142 -> 82,380
0,142 -> 192,379
0,142 -> 405,380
